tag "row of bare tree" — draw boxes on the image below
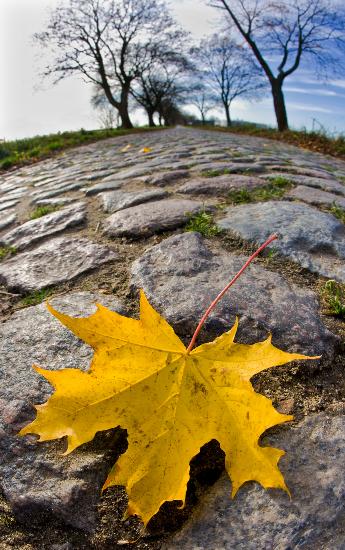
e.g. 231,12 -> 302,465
36,0 -> 345,131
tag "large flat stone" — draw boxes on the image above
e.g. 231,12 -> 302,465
196,162 -> 265,174
98,165 -> 154,182
85,180 -> 123,196
0,199 -> 19,212
131,232 -> 336,357
0,236 -> 117,293
35,197 -> 77,207
104,199 -> 204,238
270,165 -> 336,179
0,202 -> 86,250
262,173 -> 345,196
218,201 -> 345,282
287,184 -> 345,208
166,413 -> 345,550
0,293 -> 125,530
0,213 -> 16,231
178,174 -> 266,195
100,189 -> 168,213
30,182 -> 85,203
138,170 -> 189,186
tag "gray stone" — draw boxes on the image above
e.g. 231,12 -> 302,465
35,197 -> 77,207
0,292 -> 125,530
85,180 -> 123,196
178,174 -> 266,195
138,169 -> 189,186
270,165 -> 335,179
99,166 -> 154,182
2,188 -> 27,200
0,213 -> 16,231
262,172 -> 345,196
287,185 -> 345,208
0,236 -> 116,293
0,199 -> 19,212
100,189 -> 168,213
0,202 -> 86,250
83,169 -> 114,181
31,182 -> 85,202
196,162 -> 265,174
192,154 -> 229,162
218,201 -> 345,282
131,232 -> 336,357
166,413 -> 345,550
104,199 -> 204,238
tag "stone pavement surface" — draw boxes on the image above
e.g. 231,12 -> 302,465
0,127 -> 344,549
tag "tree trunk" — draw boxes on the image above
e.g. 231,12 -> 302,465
119,85 -> 133,129
119,106 -> 133,129
271,81 -> 289,131
224,103 -> 232,127
147,109 -> 156,127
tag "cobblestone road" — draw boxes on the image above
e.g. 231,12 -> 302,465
0,127 -> 344,549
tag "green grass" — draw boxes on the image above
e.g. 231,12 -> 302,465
21,288 -> 53,306
320,163 -> 337,173
227,177 -> 293,204
185,211 -> 222,237
0,126 -> 164,172
0,246 -> 17,261
330,204 -> 345,224
194,124 -> 345,160
323,280 -> 345,319
202,168 -> 231,177
29,204 -> 62,219
265,247 -> 278,260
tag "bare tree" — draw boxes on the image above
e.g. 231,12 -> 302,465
209,0 -> 345,131
194,34 -> 266,126
158,98 -> 192,126
189,84 -> 218,124
131,71 -> 176,126
35,0 -> 184,128
130,57 -> 190,126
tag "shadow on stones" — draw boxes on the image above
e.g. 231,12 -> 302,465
147,440 -> 225,534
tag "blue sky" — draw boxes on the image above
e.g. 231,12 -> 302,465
1,0 -> 345,140
229,72 -> 345,134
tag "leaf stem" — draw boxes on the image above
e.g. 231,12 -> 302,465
186,233 -> 278,353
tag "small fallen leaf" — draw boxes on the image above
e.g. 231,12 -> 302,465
19,235 -> 317,525
140,147 -> 152,153
121,143 -> 132,152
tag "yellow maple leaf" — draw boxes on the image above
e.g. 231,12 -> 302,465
140,146 -> 152,153
19,290 -> 314,526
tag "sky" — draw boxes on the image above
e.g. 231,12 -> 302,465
1,0 -> 345,140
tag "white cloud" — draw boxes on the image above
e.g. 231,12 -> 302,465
284,87 -> 339,97
288,103 -> 333,114
328,79 -> 345,89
